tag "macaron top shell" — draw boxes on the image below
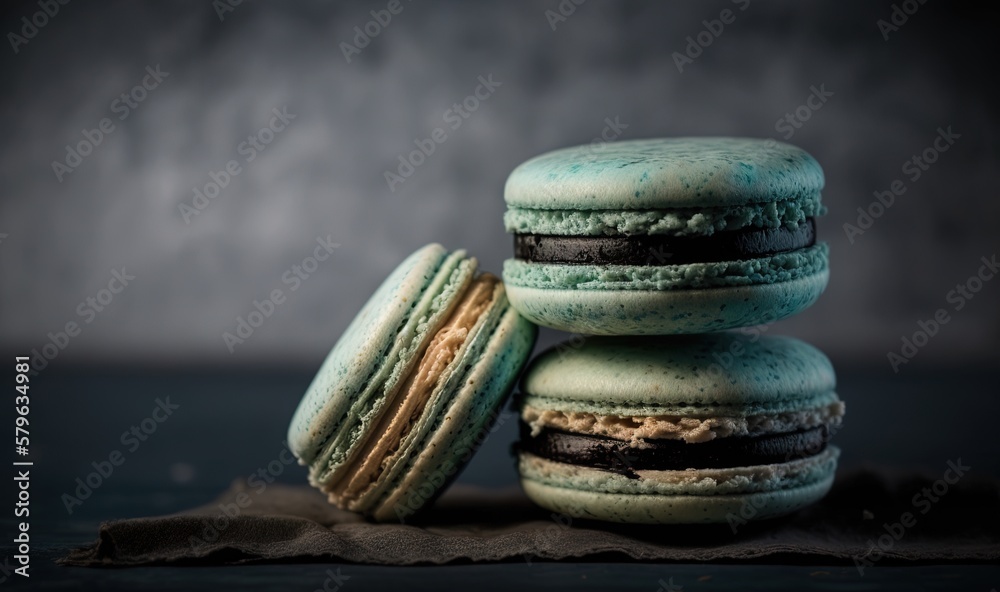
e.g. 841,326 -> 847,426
504,137 -> 824,210
520,333 -> 835,416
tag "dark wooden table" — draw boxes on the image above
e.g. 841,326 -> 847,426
9,364 -> 998,590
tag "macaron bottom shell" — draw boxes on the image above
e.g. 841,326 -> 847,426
518,447 -> 838,524
503,269 -> 828,335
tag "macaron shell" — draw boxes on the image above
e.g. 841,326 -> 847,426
288,243 -> 450,464
520,333 -> 836,413
504,137 -> 824,210
518,448 -> 839,497
503,244 -> 829,291
289,245 -> 475,482
504,269 -> 828,335
520,471 -> 835,524
373,303 -> 537,521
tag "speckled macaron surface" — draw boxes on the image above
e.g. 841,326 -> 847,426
288,244 -> 537,521
515,333 -> 844,524
502,137 -> 829,334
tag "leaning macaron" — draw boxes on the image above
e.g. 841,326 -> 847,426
515,333 -> 843,524
288,243 -> 537,521
503,137 -> 829,334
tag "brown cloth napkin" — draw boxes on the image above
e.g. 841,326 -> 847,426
61,469 -> 999,567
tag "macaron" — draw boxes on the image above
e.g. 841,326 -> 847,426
288,244 -> 537,521
502,137 -> 829,334
515,333 -> 843,524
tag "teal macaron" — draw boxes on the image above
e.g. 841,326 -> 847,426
503,137 -> 829,334
515,333 -> 843,524
288,244 -> 537,521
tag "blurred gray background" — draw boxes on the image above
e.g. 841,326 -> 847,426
1,0 -> 997,368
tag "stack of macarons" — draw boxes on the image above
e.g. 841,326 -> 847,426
287,137 -> 842,526
503,138 -> 842,524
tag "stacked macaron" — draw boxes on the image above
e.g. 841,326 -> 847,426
502,138 -> 828,335
503,138 -> 844,524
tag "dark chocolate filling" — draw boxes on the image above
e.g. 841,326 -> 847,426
518,423 -> 827,478
514,219 -> 815,266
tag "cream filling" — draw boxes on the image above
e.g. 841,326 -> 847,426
331,274 -> 499,507
521,400 -> 845,445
